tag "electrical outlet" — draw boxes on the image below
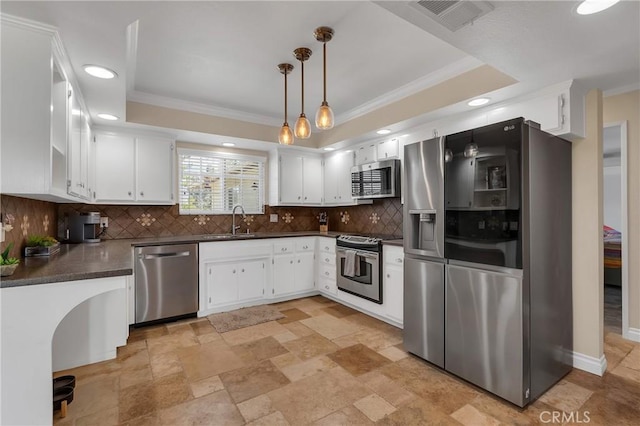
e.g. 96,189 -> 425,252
270,214 -> 278,223
100,217 -> 109,228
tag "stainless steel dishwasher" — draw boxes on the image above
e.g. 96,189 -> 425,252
135,243 -> 199,324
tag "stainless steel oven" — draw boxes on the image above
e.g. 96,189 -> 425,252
336,235 -> 382,304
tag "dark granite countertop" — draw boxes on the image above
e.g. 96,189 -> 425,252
0,231 -> 402,289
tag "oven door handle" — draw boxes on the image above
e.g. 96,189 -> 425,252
336,247 -> 378,260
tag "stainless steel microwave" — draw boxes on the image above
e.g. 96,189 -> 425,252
351,159 -> 401,199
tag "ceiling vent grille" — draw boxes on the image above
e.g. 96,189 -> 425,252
411,1 -> 494,32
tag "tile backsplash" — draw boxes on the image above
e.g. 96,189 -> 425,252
0,195 -> 59,258
0,195 -> 402,259
57,198 -> 402,240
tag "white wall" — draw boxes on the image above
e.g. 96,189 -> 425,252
603,165 -> 622,231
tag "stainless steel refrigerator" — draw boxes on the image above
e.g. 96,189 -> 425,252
403,117 -> 573,407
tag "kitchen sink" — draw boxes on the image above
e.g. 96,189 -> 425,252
201,233 -> 256,240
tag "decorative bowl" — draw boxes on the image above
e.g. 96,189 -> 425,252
0,264 -> 18,277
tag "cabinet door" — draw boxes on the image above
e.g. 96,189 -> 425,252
336,152 -> 354,202
67,86 -> 83,198
384,264 -> 403,323
206,262 -> 238,308
238,260 -> 265,301
323,155 -> 340,204
279,155 -> 303,204
136,137 -> 174,203
377,139 -> 399,160
94,133 -> 135,202
80,111 -> 91,199
295,252 -> 315,291
355,144 -> 376,165
273,254 -> 296,296
302,157 -> 323,204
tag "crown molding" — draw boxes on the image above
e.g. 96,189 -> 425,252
335,56 -> 483,124
126,90 -> 282,127
0,13 -> 58,35
604,83 -> 640,98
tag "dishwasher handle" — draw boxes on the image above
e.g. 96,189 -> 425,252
141,251 -> 191,260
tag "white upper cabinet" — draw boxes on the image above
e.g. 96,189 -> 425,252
93,133 -> 175,204
377,138 -> 399,160
0,19 -> 79,201
355,144 -> 376,165
323,151 -> 354,205
271,151 -> 323,206
67,89 -> 91,200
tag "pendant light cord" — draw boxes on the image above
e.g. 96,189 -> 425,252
322,42 -> 327,103
301,60 -> 305,114
284,69 -> 288,124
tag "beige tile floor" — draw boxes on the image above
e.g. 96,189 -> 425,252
54,296 -> 640,425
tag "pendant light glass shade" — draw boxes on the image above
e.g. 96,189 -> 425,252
314,27 -> 334,130
277,63 -> 294,145
315,102 -> 334,130
293,47 -> 312,139
294,114 -> 311,139
279,123 -> 294,145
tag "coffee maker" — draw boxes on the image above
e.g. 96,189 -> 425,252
67,212 -> 101,243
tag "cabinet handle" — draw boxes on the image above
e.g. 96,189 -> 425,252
297,259 -> 300,263
140,192 -> 144,197
241,268 -> 245,272
387,274 -> 390,278
396,258 -> 403,263
324,271 -> 329,276
304,196 -> 307,200
324,246 -> 329,251
281,247 -> 287,252
298,196 -> 301,200
325,257 -> 329,262
325,285 -> 330,290
128,191 -> 132,196
334,196 -> 337,199
339,196 -> 342,199
290,260 -> 293,264
303,245 -> 308,249
233,269 -> 236,274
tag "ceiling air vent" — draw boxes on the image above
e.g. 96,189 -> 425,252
411,1 -> 494,32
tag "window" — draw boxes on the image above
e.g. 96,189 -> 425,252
178,149 -> 265,215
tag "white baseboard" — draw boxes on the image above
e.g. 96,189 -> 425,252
572,351 -> 607,376
626,327 -> 640,343
53,349 -> 117,373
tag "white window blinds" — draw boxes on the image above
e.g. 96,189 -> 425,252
178,149 -> 265,215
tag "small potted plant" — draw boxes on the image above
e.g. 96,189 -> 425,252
24,235 -> 60,257
1,243 -> 20,276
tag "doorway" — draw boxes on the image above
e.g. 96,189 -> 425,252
602,121 -> 629,338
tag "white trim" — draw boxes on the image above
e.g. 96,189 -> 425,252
336,56 -> 483,124
627,328 -> 640,343
0,13 -> 58,35
604,83 -> 640,98
572,351 -> 607,376
125,20 -> 140,93
604,121 -> 630,341
127,90 -> 282,127
177,147 -> 266,163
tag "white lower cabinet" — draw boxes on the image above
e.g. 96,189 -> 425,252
316,237 -> 337,296
383,245 -> 404,325
204,259 -> 266,309
272,238 -> 315,297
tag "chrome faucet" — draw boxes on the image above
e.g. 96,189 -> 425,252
231,204 -> 246,235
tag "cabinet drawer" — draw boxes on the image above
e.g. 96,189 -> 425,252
317,238 -> 336,254
296,238 -> 315,252
273,240 -> 295,254
383,246 -> 404,266
318,276 -> 337,295
318,252 -> 336,266
318,264 -> 336,280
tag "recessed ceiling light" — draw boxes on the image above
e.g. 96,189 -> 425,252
323,147 -> 335,151
576,0 -> 620,15
376,129 -> 391,135
97,113 -> 119,121
467,98 -> 490,107
83,65 -> 117,79
222,142 -> 235,147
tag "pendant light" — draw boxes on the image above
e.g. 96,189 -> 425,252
277,63 -> 294,145
314,26 -> 334,130
293,47 -> 312,139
